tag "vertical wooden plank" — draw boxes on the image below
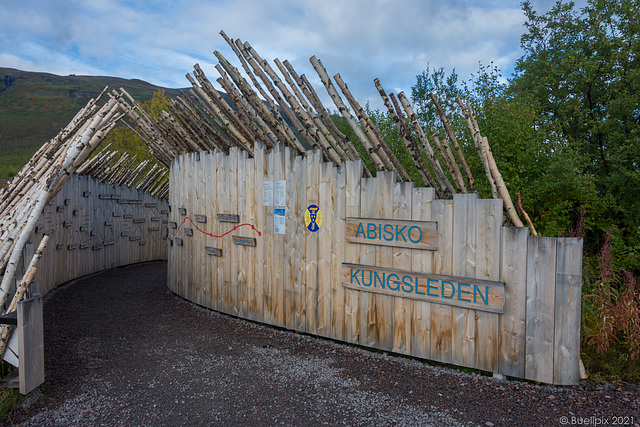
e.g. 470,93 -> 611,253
430,198 -> 453,363
196,153 -> 207,307
206,151 -> 217,311
358,177 -> 376,347
284,147 -> 297,330
410,187 -> 434,359
262,147 -> 274,325
253,142 -> 266,323
304,149 -> 321,334
294,153 -> 307,331
316,161 -> 334,337
216,150 -> 228,314
475,198 -> 502,373
392,180 -> 413,355
271,144 -> 285,328
499,226 -> 529,378
375,171 -> 394,351
245,152 -> 257,320
553,237 -> 583,385
343,160 -> 362,344
331,164 -> 346,341
236,149 -> 248,318
451,193 -> 478,369
525,236 -> 557,384
228,148 -> 239,316
18,296 -> 44,395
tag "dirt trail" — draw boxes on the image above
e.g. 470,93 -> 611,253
5,261 -> 639,426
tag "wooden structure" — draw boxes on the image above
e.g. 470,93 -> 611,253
168,144 -> 583,385
0,31 -> 583,390
28,173 -> 168,295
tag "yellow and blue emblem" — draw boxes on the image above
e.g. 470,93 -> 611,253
304,204 -> 322,232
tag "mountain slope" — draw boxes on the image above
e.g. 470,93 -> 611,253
0,68 -> 188,178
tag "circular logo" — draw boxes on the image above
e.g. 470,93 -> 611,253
304,204 -> 322,232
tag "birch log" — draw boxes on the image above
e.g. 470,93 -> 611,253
0,235 -> 50,358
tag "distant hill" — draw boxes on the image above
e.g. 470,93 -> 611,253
0,68 -> 189,178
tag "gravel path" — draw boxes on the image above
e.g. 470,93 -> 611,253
5,261 -> 640,426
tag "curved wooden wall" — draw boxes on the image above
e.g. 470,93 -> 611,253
168,144 -> 583,385
26,173 -> 169,296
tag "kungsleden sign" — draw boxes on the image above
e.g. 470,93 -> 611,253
341,263 -> 505,313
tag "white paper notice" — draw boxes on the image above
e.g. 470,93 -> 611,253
275,180 -> 286,207
274,208 -> 285,234
263,181 -> 273,206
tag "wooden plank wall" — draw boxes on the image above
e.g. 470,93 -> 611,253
26,173 -> 169,296
167,144 -> 583,385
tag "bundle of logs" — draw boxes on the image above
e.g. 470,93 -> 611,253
112,30 -> 534,230
0,30 -> 536,359
0,91 -> 167,355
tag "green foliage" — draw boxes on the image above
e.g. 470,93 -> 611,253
363,104 -> 424,186
581,231 -> 640,382
511,0 -> 640,273
0,69 -> 184,179
0,362 -> 23,421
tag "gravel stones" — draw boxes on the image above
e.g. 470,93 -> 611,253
5,262 -> 640,426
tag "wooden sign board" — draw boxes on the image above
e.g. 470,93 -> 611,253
232,236 -> 256,247
195,215 -> 207,223
217,213 -> 239,223
345,218 -> 437,250
341,263 -> 504,313
205,246 -> 222,257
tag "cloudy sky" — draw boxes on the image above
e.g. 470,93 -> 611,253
0,0 -> 585,108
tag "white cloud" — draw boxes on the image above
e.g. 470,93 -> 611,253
0,0 -> 587,109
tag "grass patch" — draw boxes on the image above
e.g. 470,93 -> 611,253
0,387 -> 23,422
582,344 -> 640,384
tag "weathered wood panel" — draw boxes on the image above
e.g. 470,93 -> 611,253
166,147 -> 584,385
499,227 -> 529,378
553,237 -> 583,385
525,236 -> 557,384
31,174 -> 168,296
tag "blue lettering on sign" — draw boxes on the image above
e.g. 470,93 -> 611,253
458,283 -> 472,302
383,224 -> 394,241
415,276 -> 425,295
395,225 -> 407,242
361,270 -> 373,287
346,266 -> 498,311
367,223 -> 377,239
427,279 -> 439,297
350,268 -> 361,286
401,275 -> 413,293
353,221 -> 430,245
374,271 -> 385,289
442,281 -> 455,299
408,226 -> 422,244
387,274 -> 400,291
474,284 -> 489,305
